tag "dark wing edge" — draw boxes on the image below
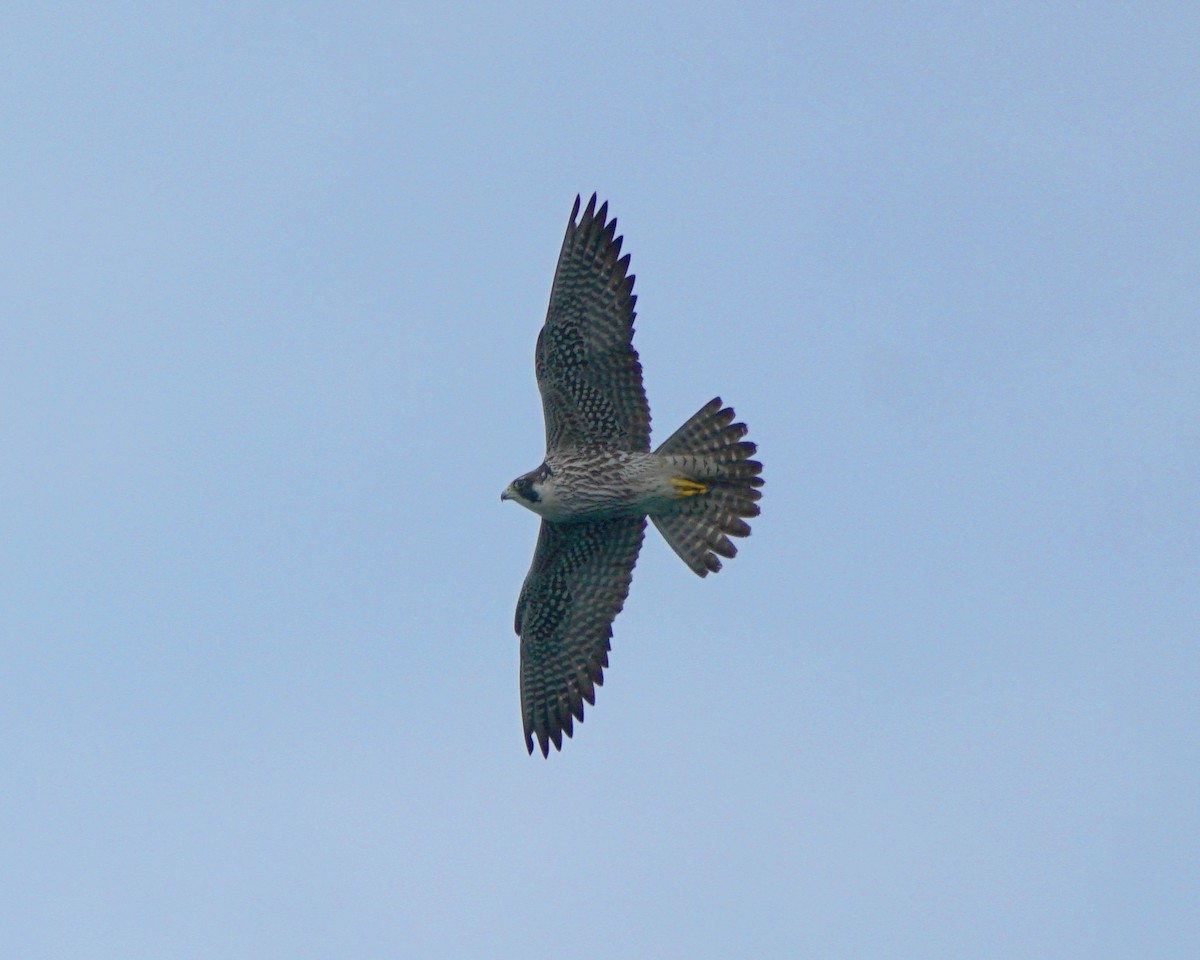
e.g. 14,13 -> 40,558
514,516 -> 646,756
535,194 -> 650,453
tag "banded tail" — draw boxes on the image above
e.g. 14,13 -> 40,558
651,397 -> 764,576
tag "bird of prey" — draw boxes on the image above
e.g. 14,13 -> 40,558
501,194 -> 763,757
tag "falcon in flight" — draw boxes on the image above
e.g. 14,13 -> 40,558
502,195 -> 763,756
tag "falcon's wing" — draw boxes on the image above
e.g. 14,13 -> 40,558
536,194 -> 650,453
515,516 -> 646,756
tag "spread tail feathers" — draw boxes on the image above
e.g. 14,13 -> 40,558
652,397 -> 763,576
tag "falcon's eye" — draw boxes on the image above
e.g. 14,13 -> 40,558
514,475 -> 539,503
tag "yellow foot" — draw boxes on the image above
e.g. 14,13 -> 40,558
670,477 -> 709,498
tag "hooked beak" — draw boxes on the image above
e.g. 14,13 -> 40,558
500,485 -> 515,502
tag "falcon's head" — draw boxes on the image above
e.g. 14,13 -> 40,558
501,463 -> 554,514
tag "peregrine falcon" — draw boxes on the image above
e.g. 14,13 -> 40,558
502,194 -> 763,757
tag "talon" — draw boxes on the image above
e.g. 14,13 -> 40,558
669,477 -> 709,498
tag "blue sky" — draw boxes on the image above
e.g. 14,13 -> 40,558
2,3 -> 1197,957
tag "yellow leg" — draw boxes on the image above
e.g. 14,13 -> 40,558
669,477 -> 709,498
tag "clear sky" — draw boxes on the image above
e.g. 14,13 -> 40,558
3,3 -> 1197,957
